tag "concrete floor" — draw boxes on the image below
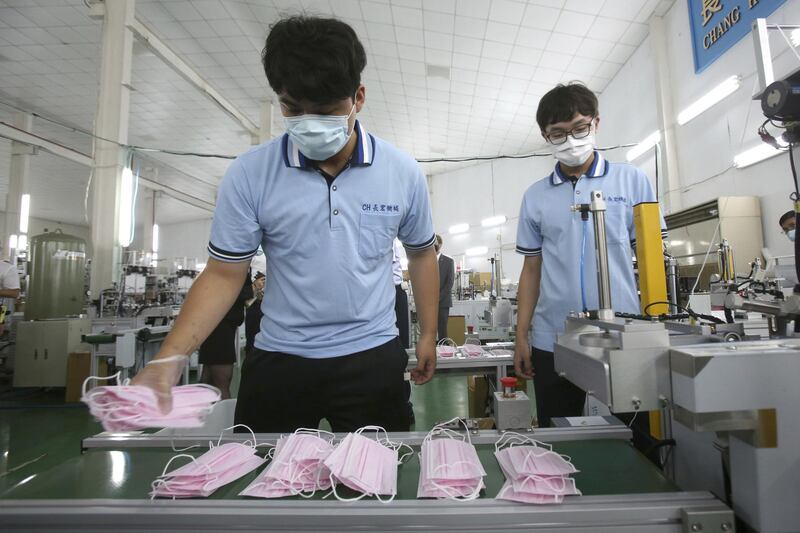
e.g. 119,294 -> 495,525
0,368 -> 476,491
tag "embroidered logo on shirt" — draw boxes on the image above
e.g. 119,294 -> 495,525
362,203 -> 400,214
605,195 -> 628,203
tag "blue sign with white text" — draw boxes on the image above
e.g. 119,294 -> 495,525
688,0 -> 788,73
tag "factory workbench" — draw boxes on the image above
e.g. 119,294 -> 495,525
0,426 -> 734,532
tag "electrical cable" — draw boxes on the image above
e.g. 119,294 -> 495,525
687,219 -> 721,304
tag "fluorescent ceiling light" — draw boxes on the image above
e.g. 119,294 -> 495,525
626,131 -> 661,162
677,75 -> 741,125
792,28 -> 800,47
733,143 -> 785,168
118,167 -> 134,247
466,246 -> 488,256
669,240 -> 685,246
9,235 -> 17,249
448,223 -> 469,234
481,215 -> 507,227
18,234 -> 27,250
19,194 -> 30,234
152,224 -> 159,253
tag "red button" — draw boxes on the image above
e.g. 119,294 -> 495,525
500,377 -> 517,388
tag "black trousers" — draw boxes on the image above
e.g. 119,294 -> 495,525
531,348 -> 586,428
234,337 -> 410,433
394,284 -> 410,349
437,307 -> 449,341
244,300 -> 263,353
199,319 -> 238,365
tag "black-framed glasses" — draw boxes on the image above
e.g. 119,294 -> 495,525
546,117 -> 596,145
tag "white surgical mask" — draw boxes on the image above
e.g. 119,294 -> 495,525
284,103 -> 356,161
552,132 -> 596,167
787,229 -> 796,242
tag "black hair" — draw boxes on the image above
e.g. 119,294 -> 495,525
262,16 -> 366,104
536,83 -> 599,131
779,210 -> 795,227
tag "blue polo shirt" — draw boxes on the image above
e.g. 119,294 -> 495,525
208,120 -> 435,358
515,152 -> 667,351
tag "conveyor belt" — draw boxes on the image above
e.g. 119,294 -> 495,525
0,429 -> 734,532
1,439 -> 674,500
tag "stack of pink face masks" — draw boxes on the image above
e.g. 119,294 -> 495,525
436,338 -> 457,358
323,426 -> 413,503
81,374 -> 221,432
240,429 -> 335,498
150,427 -> 266,499
417,418 -> 486,500
460,343 -> 486,357
494,433 -> 580,504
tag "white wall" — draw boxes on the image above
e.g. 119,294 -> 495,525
599,0 -> 800,259
430,0 -> 800,281
430,156 -> 554,281
0,212 -> 92,256
158,218 -> 213,267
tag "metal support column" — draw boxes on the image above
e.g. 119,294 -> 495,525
649,15 -> 682,214
4,112 -> 33,262
89,0 -> 135,297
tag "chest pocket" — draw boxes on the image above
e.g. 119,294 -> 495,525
359,213 -> 401,260
603,205 -> 629,244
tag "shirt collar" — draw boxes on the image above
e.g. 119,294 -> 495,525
550,151 -> 608,185
282,119 -> 375,169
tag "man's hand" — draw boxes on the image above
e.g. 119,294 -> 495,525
411,334 -> 436,385
514,337 -> 534,379
130,355 -> 188,414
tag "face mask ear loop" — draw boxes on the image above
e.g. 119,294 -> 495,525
159,453 -> 212,478
374,491 -> 396,504
170,437 -> 200,453
325,473 -> 367,502
217,424 -> 257,449
81,371 -> 121,399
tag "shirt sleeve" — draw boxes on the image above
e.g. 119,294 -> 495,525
208,159 -> 262,262
398,166 -> 436,251
515,191 -> 542,256
2,264 -> 19,290
628,170 -> 668,248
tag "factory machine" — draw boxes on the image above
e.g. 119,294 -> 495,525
12,230 -> 91,388
553,179 -> 800,530
1,216 -> 735,532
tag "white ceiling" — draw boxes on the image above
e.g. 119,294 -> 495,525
0,0 -> 675,227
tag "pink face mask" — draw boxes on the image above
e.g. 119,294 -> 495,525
151,425 -> 266,499
494,432 -> 580,505
324,426 -> 412,504
497,481 -> 565,504
459,343 -> 485,357
240,428 -> 335,499
82,374 -> 221,432
418,418 -> 486,500
436,338 -> 457,358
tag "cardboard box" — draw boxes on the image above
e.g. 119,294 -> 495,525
468,375 -> 489,418
65,352 -> 107,403
446,315 -> 466,345
469,272 -> 493,289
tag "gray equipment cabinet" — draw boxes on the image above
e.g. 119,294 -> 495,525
12,318 -> 91,387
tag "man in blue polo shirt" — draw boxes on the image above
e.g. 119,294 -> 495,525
514,83 -> 666,427
132,16 -> 439,432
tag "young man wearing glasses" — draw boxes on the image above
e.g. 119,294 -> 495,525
513,83 -> 666,427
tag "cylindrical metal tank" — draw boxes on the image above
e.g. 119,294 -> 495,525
25,230 -> 87,320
